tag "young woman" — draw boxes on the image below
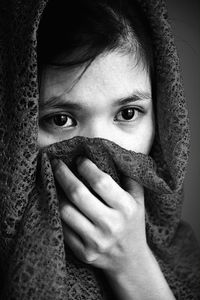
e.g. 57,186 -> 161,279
0,0 -> 199,299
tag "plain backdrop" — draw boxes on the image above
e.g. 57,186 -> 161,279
166,0 -> 200,242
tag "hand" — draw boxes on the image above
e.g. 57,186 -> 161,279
52,157 -> 176,300
52,157 -> 148,274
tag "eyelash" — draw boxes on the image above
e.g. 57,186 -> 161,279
114,107 -> 143,123
39,107 -> 144,130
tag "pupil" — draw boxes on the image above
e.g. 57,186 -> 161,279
122,109 -> 134,120
53,115 -> 68,126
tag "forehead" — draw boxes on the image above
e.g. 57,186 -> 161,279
39,51 -> 151,103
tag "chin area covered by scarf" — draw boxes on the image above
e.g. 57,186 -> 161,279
0,0 -> 200,299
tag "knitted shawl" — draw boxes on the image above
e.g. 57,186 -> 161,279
0,0 -> 199,299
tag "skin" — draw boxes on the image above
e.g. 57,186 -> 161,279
38,51 -> 175,299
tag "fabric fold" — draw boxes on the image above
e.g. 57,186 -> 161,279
2,137 -> 199,299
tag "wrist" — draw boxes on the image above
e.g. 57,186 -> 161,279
104,245 -> 175,300
105,243 -> 151,280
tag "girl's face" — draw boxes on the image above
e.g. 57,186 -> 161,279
38,51 -> 155,154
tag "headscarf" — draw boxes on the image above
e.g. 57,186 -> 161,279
0,0 -> 199,299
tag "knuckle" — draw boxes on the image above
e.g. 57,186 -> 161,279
113,218 -> 124,235
94,173 -> 111,191
70,185 -> 85,203
83,249 -> 98,264
60,204 -> 72,220
123,201 -> 137,220
94,239 -> 109,254
104,219 -> 115,235
102,213 -> 122,236
108,214 -> 123,236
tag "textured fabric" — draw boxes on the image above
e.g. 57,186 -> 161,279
0,0 -> 200,299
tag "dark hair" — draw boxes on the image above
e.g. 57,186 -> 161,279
37,0 -> 154,81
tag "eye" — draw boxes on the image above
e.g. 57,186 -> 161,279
115,107 -> 141,122
40,113 -> 77,128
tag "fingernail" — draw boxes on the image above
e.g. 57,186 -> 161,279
76,156 -> 85,165
51,159 -> 60,170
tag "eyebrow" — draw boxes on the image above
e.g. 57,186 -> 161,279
39,90 -> 152,111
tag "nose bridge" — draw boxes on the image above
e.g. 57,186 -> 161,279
83,118 -> 111,140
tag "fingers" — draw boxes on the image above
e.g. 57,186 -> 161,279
59,200 -> 95,242
52,159 -> 111,225
62,222 -> 101,265
62,222 -> 86,260
76,157 -> 133,211
52,157 -> 144,232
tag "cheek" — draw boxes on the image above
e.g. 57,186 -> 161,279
37,129 -> 58,148
142,126 -> 155,154
122,117 -> 155,154
142,108 -> 155,154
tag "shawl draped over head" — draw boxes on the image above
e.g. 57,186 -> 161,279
0,0 -> 200,299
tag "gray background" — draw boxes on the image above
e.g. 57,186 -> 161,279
167,0 -> 200,242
